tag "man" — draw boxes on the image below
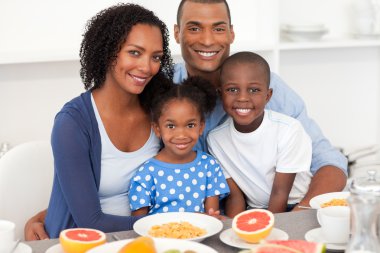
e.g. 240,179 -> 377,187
25,0 -> 347,240
172,0 -> 347,215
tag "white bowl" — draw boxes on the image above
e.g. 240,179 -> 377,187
309,191 -> 350,209
282,23 -> 326,32
86,238 -> 218,253
133,212 -> 223,242
282,29 -> 328,42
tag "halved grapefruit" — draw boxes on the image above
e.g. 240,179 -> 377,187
118,236 -> 156,253
232,209 -> 274,243
59,228 -> 106,253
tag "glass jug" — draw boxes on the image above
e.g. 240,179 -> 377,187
346,170 -> 380,253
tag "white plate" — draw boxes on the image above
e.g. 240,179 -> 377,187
87,238 -> 218,253
305,227 -> 346,251
219,228 -> 289,249
309,191 -> 350,209
133,212 -> 223,242
14,242 -> 32,253
45,244 -> 63,253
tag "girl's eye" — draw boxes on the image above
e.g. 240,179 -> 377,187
226,87 -> 238,93
166,124 -> 175,129
188,123 -> 196,128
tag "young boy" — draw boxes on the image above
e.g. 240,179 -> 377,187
207,51 -> 313,215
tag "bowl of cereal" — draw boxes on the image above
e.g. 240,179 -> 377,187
133,212 -> 223,242
309,191 -> 350,209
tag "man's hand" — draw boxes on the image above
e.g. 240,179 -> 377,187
292,165 -> 347,211
24,210 -> 49,241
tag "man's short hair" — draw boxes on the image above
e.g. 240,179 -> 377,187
176,0 -> 231,25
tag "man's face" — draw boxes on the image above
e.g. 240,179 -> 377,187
175,1 -> 235,77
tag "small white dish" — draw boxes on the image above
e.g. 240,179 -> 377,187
353,32 -> 380,39
281,29 -> 328,42
133,212 -> 223,242
305,227 -> 346,251
45,244 -> 62,253
219,228 -> 289,249
309,191 -> 350,209
87,238 -> 218,253
282,23 -> 327,32
14,242 -> 32,253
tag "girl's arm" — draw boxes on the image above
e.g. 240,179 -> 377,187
132,207 -> 149,216
204,195 -> 220,214
225,178 -> 246,218
268,172 -> 296,213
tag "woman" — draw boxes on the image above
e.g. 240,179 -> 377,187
27,3 -> 173,239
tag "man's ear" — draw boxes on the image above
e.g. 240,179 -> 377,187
152,122 -> 161,138
174,24 -> 180,44
230,25 -> 235,44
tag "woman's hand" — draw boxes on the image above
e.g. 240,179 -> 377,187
24,210 -> 50,241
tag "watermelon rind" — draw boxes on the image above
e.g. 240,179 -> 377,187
249,244 -> 303,253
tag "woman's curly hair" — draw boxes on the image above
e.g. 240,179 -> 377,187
79,3 -> 173,92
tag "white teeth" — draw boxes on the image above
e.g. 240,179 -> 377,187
198,51 -> 217,57
236,109 -> 251,114
132,76 -> 146,82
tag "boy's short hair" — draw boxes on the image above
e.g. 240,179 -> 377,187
220,51 -> 271,87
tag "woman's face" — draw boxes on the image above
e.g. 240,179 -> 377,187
108,24 -> 164,94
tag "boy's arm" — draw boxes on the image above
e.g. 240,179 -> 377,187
224,178 -> 246,218
268,172 -> 296,213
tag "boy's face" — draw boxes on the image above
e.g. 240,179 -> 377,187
220,62 -> 272,133
152,99 -> 204,162
174,1 -> 234,78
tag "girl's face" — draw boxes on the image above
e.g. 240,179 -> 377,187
153,99 -> 205,162
108,23 -> 164,94
220,62 -> 272,133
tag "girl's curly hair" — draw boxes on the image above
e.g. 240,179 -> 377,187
149,76 -> 217,123
79,3 -> 173,92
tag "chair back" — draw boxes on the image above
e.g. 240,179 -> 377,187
0,140 -> 54,240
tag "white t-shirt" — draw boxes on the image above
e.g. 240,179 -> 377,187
91,95 -> 160,216
207,110 -> 312,208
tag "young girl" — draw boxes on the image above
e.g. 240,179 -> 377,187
129,77 -> 230,215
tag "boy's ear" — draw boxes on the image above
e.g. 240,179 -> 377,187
152,122 -> 161,138
266,88 -> 273,103
216,88 -> 222,96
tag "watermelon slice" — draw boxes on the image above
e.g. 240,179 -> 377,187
265,240 -> 326,253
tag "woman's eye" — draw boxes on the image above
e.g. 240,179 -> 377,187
152,55 -> 162,62
129,50 -> 140,56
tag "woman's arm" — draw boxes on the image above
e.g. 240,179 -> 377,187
268,172 -> 296,213
24,209 -> 49,241
224,178 -> 246,218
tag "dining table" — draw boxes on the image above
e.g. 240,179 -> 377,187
24,209 -> 342,253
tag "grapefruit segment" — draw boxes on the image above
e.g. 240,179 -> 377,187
118,236 -> 156,253
232,209 -> 274,243
59,228 -> 106,253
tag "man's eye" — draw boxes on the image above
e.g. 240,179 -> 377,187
214,27 -> 225,32
188,27 -> 200,32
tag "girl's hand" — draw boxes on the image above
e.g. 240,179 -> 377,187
207,208 -> 227,221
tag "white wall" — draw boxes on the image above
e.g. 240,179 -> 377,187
0,0 -> 379,155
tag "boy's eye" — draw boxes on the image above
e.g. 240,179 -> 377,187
248,88 -> 260,93
188,123 -> 196,128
